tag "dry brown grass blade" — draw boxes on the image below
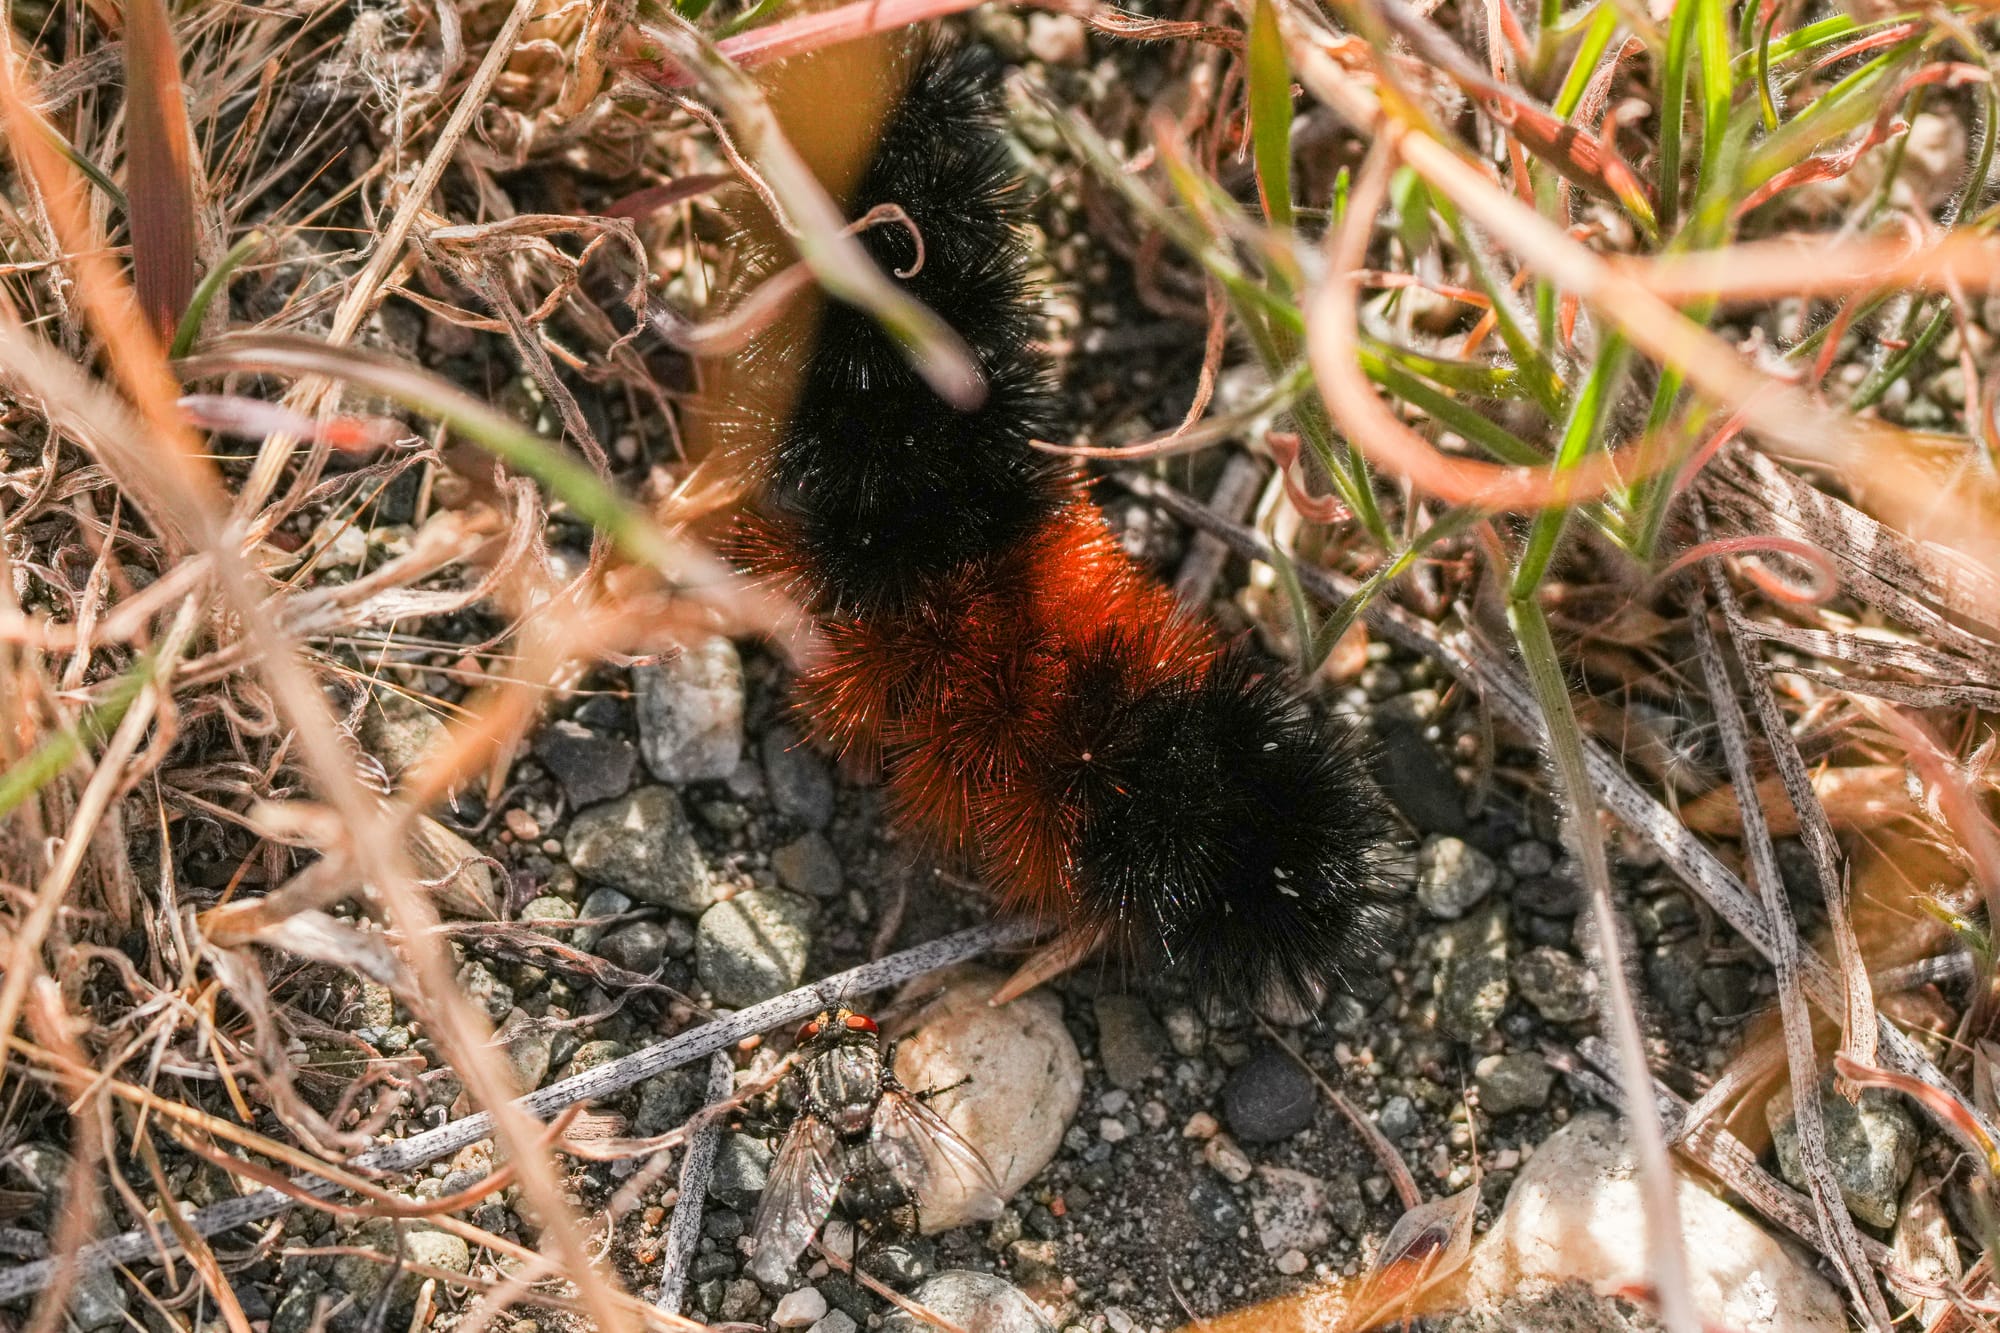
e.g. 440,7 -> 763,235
120,0 -> 197,340
1678,765 -> 1918,837
1685,584 -> 1889,1328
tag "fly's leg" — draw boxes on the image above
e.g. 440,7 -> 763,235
880,1043 -> 971,1103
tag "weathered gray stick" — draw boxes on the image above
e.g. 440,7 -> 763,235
0,921 -> 1034,1301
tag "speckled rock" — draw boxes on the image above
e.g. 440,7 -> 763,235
1474,1053 -> 1554,1115
696,889 -> 814,1005
1511,946 -> 1596,1023
496,1007 -> 552,1091
893,966 -> 1084,1230
1449,1112 -> 1844,1333
1433,905 -> 1511,1040
360,690 -> 445,776
634,637 -> 744,784
1768,1075 -> 1918,1228
883,1272 -> 1054,1332
1417,836 -> 1499,919
565,786 -> 716,912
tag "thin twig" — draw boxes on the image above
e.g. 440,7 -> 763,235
0,922 -> 1034,1300
654,1050 -> 733,1316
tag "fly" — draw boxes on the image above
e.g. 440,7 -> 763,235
746,1006 -> 1004,1284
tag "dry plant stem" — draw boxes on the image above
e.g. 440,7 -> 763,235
0,922 -> 1032,1300
1697,511 -> 1879,1069
1117,474 -> 2000,1160
654,1050 -> 732,1315
1254,1017 -> 1420,1211
231,0 -> 540,527
0,68 -> 629,1333
1685,585 -> 1889,1328
1281,2 -> 2000,581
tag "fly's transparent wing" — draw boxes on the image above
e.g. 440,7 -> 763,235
747,1114 -> 841,1285
869,1091 -> 1006,1222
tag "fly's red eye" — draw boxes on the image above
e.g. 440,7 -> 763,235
844,1014 -> 878,1033
796,1018 -> 822,1044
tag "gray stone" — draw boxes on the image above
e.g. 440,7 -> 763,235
808,1312 -> 859,1333
68,1268 -> 128,1331
1251,1166 -> 1331,1254
884,1272 -> 1054,1332
719,1278 -> 763,1321
1645,937 -> 1705,1017
1221,1046 -> 1316,1143
332,1221 -> 467,1312
1324,1170 -> 1367,1237
575,886 -> 631,950
1698,964 -> 1755,1017
598,920 -> 670,974
1506,840 -> 1556,877
1093,993 -> 1167,1090
1186,1175 -> 1243,1239
1475,1053 -> 1555,1115
1370,717 -> 1472,837
592,920 -> 672,972
270,1272 -> 327,1333
1451,1112 -> 1844,1333
1511,946 -> 1596,1024
558,1039 -> 626,1083
360,691 -> 445,776
496,1008 -> 553,1091
534,719 -> 637,809
712,1134 -> 773,1207
456,960 -> 514,1021
634,637 -> 744,784
1768,1076 -> 1919,1228
697,889 -> 815,1006
1433,906 -> 1511,1041
762,727 -> 835,829
1417,836 -> 1499,919
519,895 -> 575,923
1377,1095 -> 1419,1141
565,786 -> 716,912
772,832 -> 842,898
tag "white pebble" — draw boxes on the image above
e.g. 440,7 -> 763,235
773,1286 -> 828,1328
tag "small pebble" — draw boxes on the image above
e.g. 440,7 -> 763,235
1474,1053 -> 1556,1115
697,890 -> 815,1006
1024,11 -> 1087,65
1204,1133 -> 1253,1184
1182,1111 -> 1219,1139
1275,1249 -> 1308,1275
884,1272 -> 1052,1332
772,1287 -> 827,1327
634,637 -> 744,784
566,786 -> 717,912
1221,1046 -> 1316,1142
504,808 -> 541,841
533,720 -> 638,808
762,727 -> 836,829
1416,836 -> 1499,919
1377,1095 -> 1420,1142
772,833 -> 843,898
892,966 -> 1084,1229
808,1314 -> 858,1333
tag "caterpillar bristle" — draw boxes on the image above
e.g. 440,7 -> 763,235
715,33 -> 1404,1013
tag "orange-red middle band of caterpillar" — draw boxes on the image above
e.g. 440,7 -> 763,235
785,497 -> 1221,924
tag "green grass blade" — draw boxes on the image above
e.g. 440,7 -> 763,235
171,229 -> 266,360
0,654 -> 157,821
1248,0 -> 1296,234
1513,336 -> 1628,596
